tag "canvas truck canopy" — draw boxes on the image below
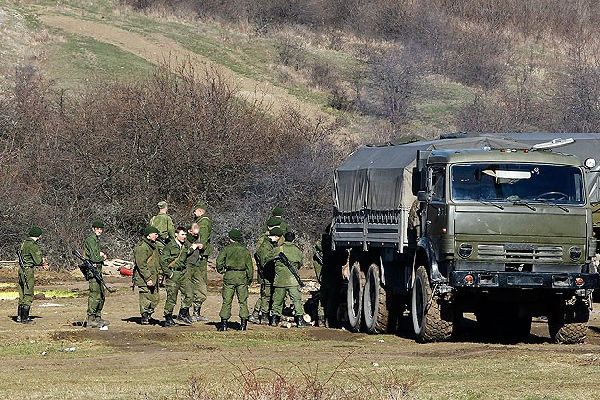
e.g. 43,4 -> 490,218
334,136 -> 531,213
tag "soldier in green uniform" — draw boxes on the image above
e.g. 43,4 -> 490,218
133,226 -> 161,325
216,229 -> 253,331
248,216 -> 283,325
266,229 -> 310,327
82,220 -> 108,328
190,201 -> 212,321
183,223 -> 207,321
271,207 -> 290,234
150,201 -> 175,253
160,227 -> 193,326
16,227 -> 46,324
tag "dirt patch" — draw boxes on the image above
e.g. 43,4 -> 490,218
305,327 -> 367,342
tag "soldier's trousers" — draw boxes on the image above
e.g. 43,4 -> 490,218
138,285 -> 160,316
185,261 -> 207,311
271,286 -> 303,317
164,270 -> 190,316
219,283 -> 249,320
87,279 -> 105,317
318,281 -> 340,320
252,279 -> 273,314
18,267 -> 35,307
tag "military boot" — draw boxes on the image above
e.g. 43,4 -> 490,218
295,315 -> 310,328
260,312 -> 271,325
86,315 -> 101,328
218,318 -> 228,331
240,319 -> 248,331
141,312 -> 150,325
248,310 -> 261,324
22,306 -> 34,324
16,305 -> 22,323
96,316 -> 110,326
164,314 -> 177,327
177,308 -> 193,324
318,315 -> 327,328
270,315 -> 280,327
193,309 -> 208,322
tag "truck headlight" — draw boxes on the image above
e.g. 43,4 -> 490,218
569,246 -> 582,261
458,243 -> 473,258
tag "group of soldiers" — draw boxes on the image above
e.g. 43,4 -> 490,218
15,201 -> 339,331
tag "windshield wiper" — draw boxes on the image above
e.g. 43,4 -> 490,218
477,199 -> 504,210
511,199 -> 537,211
535,199 -> 570,213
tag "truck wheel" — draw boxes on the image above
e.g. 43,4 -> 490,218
346,261 -> 365,332
411,266 -> 453,342
363,263 -> 393,334
548,299 -> 589,344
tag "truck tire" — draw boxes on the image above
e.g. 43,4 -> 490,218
411,266 -> 453,342
346,261 -> 365,332
363,263 -> 392,334
548,299 -> 589,344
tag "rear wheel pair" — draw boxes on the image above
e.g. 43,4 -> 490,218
346,261 -> 394,334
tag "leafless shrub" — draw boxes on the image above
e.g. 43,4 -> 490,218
0,60 -> 341,265
275,34 -> 307,71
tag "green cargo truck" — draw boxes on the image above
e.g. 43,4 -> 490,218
331,134 -> 599,343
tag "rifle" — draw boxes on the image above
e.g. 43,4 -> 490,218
313,252 -> 323,267
16,250 -> 30,290
72,249 -> 116,293
156,236 -> 169,246
253,253 -> 264,280
277,252 -> 305,287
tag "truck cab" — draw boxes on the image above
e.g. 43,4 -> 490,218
412,148 -> 597,342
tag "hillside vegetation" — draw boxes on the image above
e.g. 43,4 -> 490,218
1,0 -> 600,263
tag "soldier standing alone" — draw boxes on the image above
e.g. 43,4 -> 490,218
83,220 -> 108,328
216,229 -> 253,331
16,227 -> 47,324
190,201 -> 212,321
133,226 -> 161,325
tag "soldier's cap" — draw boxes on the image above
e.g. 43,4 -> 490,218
266,216 -> 282,227
92,220 -> 105,229
143,226 -> 160,236
269,227 -> 284,236
157,201 -> 168,208
271,206 -> 284,217
228,229 -> 243,242
194,201 -> 207,210
28,226 -> 42,237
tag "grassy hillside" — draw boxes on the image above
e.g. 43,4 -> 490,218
0,0 -> 484,139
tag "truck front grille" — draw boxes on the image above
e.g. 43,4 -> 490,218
477,244 -> 563,263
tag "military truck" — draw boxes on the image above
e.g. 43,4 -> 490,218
331,134 -> 599,343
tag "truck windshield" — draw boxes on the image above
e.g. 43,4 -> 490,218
451,163 -> 584,204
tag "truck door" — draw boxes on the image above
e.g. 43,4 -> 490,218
426,166 -> 447,257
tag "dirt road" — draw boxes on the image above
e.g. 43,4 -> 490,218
0,270 -> 599,399
38,12 -> 331,121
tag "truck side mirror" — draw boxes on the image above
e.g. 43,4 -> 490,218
417,191 -> 428,202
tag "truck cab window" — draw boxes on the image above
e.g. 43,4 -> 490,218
431,167 -> 445,202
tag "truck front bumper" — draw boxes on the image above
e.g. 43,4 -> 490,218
450,271 -> 599,290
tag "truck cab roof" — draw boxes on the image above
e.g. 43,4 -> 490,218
428,149 -> 583,167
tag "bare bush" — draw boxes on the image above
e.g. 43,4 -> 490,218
0,60 -> 341,265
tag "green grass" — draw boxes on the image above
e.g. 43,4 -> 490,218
44,32 -> 153,87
